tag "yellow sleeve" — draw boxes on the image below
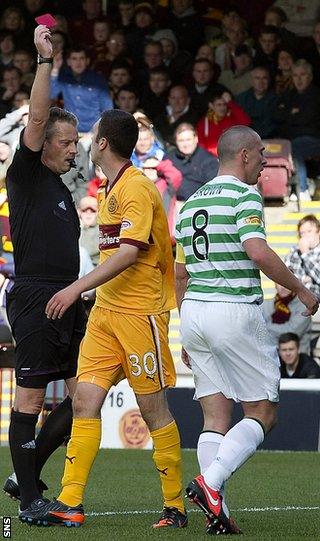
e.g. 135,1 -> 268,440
119,182 -> 153,249
175,241 -> 186,264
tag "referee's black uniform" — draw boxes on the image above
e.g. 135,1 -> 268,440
6,130 -> 86,388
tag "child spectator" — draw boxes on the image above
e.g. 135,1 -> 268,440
115,84 -> 140,114
196,91 -> 250,156
132,113 -> 182,240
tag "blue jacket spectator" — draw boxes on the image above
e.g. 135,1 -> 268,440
51,47 -> 113,133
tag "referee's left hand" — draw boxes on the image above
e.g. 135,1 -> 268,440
45,284 -> 80,320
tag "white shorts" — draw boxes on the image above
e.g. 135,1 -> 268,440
180,300 -> 280,403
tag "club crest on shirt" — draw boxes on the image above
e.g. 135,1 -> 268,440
245,215 -> 261,225
108,195 -> 118,214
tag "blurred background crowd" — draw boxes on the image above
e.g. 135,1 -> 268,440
1,0 -> 320,377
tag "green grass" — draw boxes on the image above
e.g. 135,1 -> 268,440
0,448 -> 319,540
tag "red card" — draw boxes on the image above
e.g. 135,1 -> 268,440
35,14 -> 57,28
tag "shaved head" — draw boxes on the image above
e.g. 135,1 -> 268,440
217,126 -> 260,163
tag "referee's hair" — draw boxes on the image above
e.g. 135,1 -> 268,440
96,110 -> 139,159
217,125 -> 259,163
46,107 -> 78,140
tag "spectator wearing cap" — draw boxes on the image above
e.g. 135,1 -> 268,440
153,28 -> 192,84
279,333 -> 320,379
125,2 -> 158,63
164,0 -> 204,55
50,46 -> 113,134
154,84 -> 199,149
253,25 -> 280,81
140,66 -> 171,121
196,91 -> 250,157
215,17 -> 251,71
236,66 -> 277,138
188,58 -> 228,117
169,122 -> 219,203
79,196 -> 99,267
218,44 -> 253,96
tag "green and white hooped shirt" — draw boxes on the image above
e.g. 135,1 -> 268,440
175,175 -> 266,304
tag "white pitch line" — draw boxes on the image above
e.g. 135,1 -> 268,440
2,505 -> 320,520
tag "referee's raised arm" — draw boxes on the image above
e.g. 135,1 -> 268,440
24,25 -> 53,152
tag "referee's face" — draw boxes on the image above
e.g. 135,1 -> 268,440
43,122 -> 78,175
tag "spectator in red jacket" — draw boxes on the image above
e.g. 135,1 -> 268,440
196,91 -> 250,156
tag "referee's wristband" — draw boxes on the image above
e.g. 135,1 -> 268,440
37,54 -> 53,64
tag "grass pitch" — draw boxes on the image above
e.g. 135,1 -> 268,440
0,447 -> 319,540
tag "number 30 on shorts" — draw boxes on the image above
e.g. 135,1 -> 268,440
129,352 -> 157,377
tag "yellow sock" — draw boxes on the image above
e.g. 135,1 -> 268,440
58,418 -> 101,507
151,420 -> 184,513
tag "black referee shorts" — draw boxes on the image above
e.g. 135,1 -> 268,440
6,281 -> 87,389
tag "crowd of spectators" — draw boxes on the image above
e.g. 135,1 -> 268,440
0,0 -> 320,374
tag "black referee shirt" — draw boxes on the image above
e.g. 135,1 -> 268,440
6,130 -> 80,280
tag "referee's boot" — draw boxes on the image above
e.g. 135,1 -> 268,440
28,498 -> 85,527
19,497 -> 51,526
3,472 -> 48,501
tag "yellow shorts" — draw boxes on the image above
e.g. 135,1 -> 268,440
77,305 -> 176,394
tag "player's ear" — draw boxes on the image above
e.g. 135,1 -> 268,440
241,148 -> 248,164
99,137 -> 108,150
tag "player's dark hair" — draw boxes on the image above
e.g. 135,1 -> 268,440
97,110 -> 138,159
278,333 -> 300,346
45,107 -> 78,141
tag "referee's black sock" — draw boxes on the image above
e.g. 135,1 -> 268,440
35,395 -> 73,482
9,410 -> 41,510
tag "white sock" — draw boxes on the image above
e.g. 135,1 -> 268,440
204,418 -> 265,491
197,431 -> 223,474
197,431 -> 229,517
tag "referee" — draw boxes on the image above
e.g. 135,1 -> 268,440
3,25 -> 86,522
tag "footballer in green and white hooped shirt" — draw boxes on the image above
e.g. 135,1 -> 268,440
175,175 -> 266,304
176,127 -> 318,537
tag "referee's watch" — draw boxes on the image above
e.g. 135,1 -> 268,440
37,54 -> 53,64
